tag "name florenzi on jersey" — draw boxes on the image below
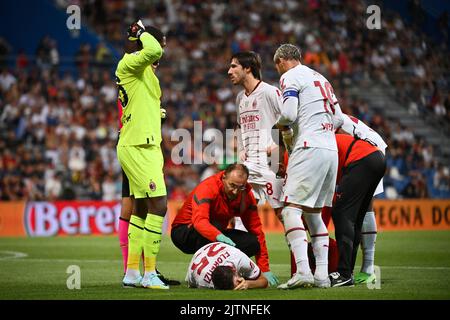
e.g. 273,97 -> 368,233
203,251 -> 231,283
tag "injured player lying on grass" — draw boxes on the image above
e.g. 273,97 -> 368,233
186,242 -> 269,290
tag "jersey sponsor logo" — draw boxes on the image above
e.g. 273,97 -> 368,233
240,114 -> 260,124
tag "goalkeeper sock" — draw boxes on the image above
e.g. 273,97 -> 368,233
118,217 -> 129,274
303,212 -> 329,280
143,214 -> 164,276
281,207 -> 311,275
126,215 -> 144,278
361,211 -> 377,274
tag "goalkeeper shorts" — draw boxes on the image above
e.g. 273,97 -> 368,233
117,144 -> 167,199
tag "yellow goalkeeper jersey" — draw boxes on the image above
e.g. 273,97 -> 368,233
116,32 -> 163,146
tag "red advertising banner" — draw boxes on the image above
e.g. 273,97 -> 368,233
0,199 -> 449,237
0,201 -> 27,236
24,201 -> 121,236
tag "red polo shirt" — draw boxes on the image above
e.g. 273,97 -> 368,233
172,171 -> 270,272
335,134 -> 380,183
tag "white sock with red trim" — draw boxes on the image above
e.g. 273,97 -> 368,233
281,206 -> 311,276
303,212 -> 329,280
361,211 -> 377,274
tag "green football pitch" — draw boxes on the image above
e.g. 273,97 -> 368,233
0,231 -> 449,300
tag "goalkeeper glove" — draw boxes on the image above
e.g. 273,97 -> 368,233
263,271 -> 279,286
281,127 -> 294,155
160,108 -> 167,124
127,20 -> 145,41
216,234 -> 236,247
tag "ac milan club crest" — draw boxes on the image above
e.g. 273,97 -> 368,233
252,100 -> 257,109
149,180 -> 157,192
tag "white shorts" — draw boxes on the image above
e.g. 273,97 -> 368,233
249,170 -> 284,209
283,147 -> 338,208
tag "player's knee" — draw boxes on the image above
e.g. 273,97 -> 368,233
147,196 -> 167,216
120,197 -> 133,219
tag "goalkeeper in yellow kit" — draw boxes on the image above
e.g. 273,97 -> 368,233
116,20 -> 169,289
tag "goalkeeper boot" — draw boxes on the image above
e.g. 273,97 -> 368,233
354,272 -> 376,284
286,272 -> 314,289
141,273 -> 170,290
122,274 -> 143,288
156,269 -> 181,286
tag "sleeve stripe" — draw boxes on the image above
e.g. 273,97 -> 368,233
282,90 -> 299,99
193,194 -> 212,205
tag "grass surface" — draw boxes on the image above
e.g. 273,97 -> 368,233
0,231 -> 449,300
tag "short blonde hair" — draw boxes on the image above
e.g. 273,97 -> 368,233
273,44 -> 301,63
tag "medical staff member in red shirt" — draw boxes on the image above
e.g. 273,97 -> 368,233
171,163 -> 279,286
328,134 -> 386,287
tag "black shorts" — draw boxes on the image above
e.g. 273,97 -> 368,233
171,224 -> 260,258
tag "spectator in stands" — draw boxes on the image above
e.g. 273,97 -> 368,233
1,0 -> 448,202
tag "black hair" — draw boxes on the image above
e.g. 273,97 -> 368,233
145,25 -> 165,45
230,51 -> 262,80
211,266 -> 235,290
224,163 -> 249,178
135,25 -> 165,51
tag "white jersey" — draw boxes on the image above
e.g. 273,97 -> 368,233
186,242 -> 261,289
279,64 -> 338,151
340,114 -> 388,154
236,81 -> 282,184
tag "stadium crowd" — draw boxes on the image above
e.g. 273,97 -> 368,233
0,0 -> 449,201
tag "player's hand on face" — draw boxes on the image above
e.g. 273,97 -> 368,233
239,150 -> 247,163
234,277 -> 248,290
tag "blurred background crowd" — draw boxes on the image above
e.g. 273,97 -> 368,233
0,0 -> 449,201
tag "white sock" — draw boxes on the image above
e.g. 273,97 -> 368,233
125,268 -> 141,279
281,206 -> 311,275
361,211 -> 377,274
303,212 -> 329,280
